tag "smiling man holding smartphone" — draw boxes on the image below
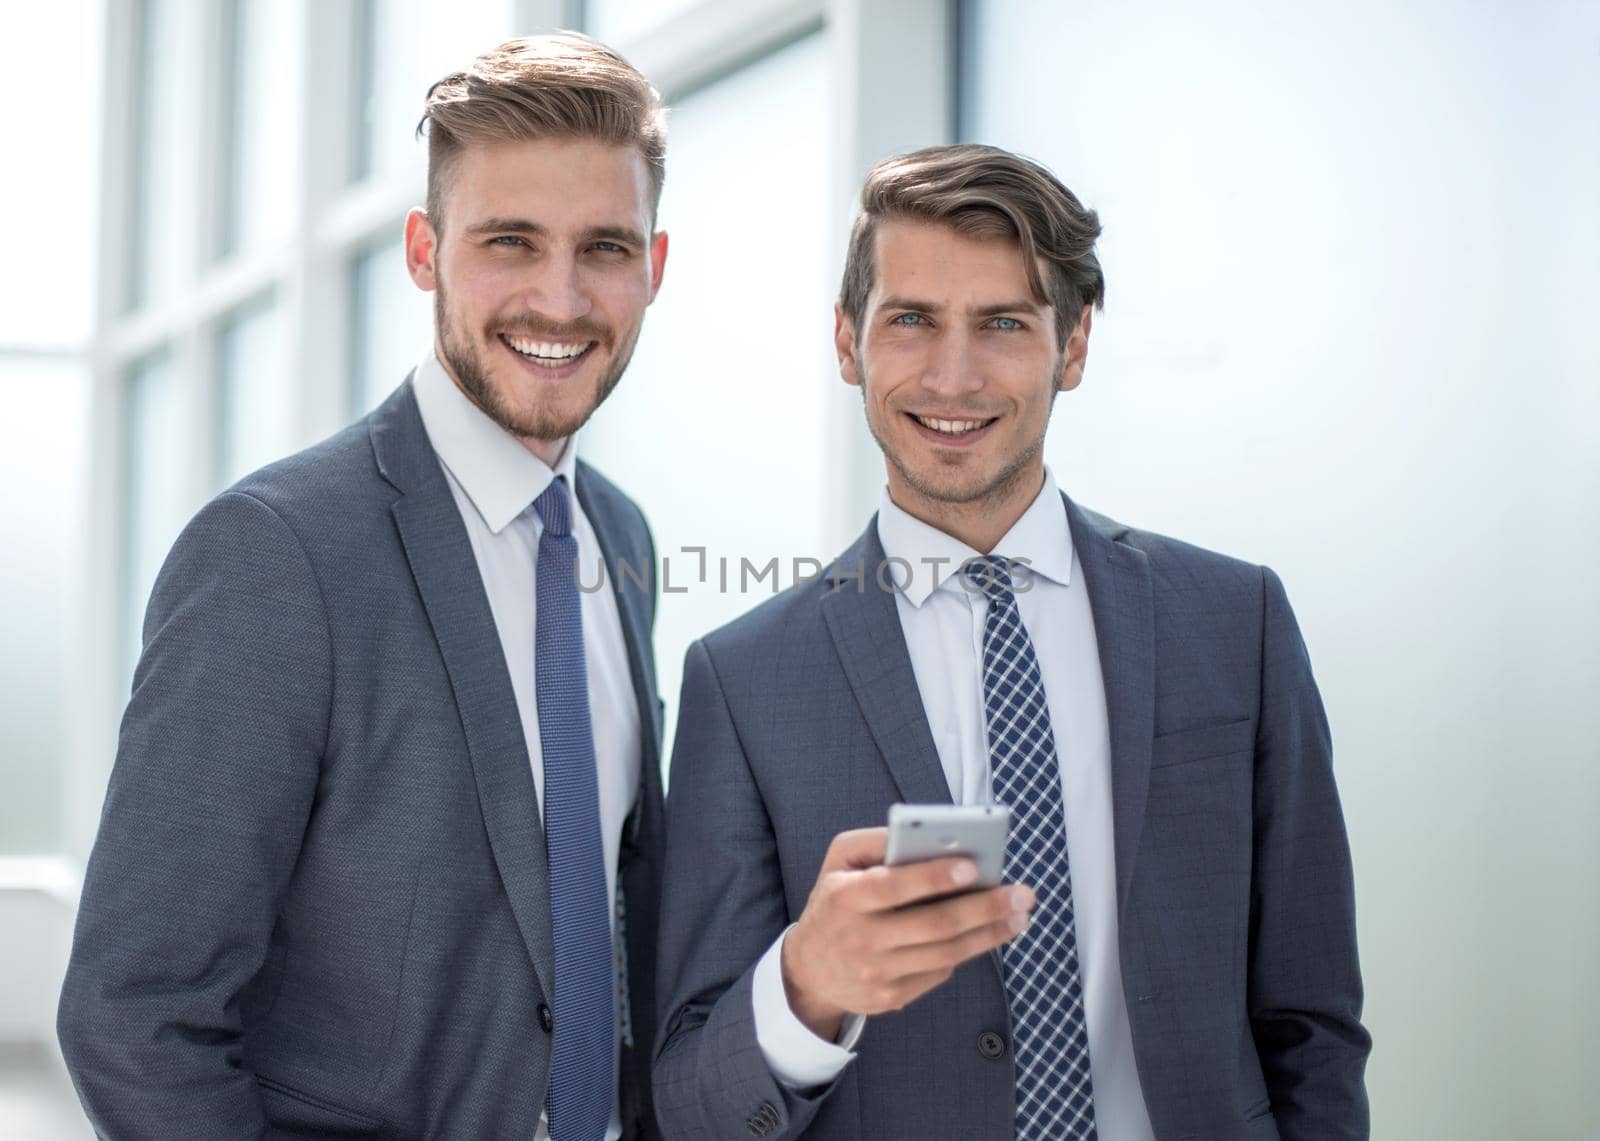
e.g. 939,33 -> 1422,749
653,144 -> 1370,1140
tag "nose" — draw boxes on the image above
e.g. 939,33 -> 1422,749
919,329 -> 983,397
522,251 -> 592,325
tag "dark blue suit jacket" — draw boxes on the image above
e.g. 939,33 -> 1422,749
59,382 -> 666,1139
655,497 -> 1369,1140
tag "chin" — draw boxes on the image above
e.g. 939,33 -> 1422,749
895,464 -> 986,506
907,451 -> 1033,507
916,478 -> 994,506
517,405 -> 594,441
502,376 -> 598,416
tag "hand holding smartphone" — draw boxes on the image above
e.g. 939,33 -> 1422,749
780,806 -> 1029,1041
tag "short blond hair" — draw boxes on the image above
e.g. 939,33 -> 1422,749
840,144 -> 1105,348
417,32 -> 668,232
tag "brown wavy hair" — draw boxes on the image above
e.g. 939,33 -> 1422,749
839,144 -> 1105,348
417,32 -> 667,233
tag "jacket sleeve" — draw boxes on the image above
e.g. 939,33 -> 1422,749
57,490 -> 331,1140
653,638 -> 836,1140
1249,566 -> 1372,1137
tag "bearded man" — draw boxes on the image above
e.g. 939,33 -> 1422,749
59,33 -> 670,1141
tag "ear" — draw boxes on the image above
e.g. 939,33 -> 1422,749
404,208 -> 438,292
647,231 -> 669,304
1057,304 -> 1093,393
835,303 -> 862,387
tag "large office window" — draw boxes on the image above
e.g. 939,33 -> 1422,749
351,0 -> 419,183
580,31 -> 838,756
586,0 -> 703,43
217,0 -> 299,258
0,356 -> 86,856
216,296 -> 289,485
350,0 -> 509,185
127,0 -> 185,309
0,0 -> 97,859
121,350 -> 189,686
351,237 -> 434,415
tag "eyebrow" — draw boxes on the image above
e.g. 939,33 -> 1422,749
878,295 -> 1045,318
464,217 -> 648,247
585,224 -> 649,248
464,217 -> 546,238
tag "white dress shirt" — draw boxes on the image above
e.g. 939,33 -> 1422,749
412,352 -> 640,1141
751,468 -> 1155,1140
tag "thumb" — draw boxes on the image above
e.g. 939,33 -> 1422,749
822,826 -> 888,873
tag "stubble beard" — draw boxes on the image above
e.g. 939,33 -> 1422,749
859,359 -> 1058,511
433,280 -> 641,443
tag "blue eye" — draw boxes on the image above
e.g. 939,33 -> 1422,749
890,312 -> 927,326
991,316 -> 1023,331
489,236 -> 527,248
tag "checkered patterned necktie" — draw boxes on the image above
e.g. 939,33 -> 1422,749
966,555 -> 1097,1140
534,476 -> 613,1141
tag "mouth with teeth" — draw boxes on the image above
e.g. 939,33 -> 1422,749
907,412 -> 999,445
499,332 -> 598,372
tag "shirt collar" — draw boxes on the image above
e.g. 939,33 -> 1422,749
411,350 -> 579,533
875,467 -> 1075,607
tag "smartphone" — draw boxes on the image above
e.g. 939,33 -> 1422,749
884,803 -> 1010,889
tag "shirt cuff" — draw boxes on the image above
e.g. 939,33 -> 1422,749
751,924 -> 865,1089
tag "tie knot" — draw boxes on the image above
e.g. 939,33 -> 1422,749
963,555 -> 1016,604
533,476 -> 572,538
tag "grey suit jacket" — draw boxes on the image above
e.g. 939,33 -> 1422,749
58,381 -> 667,1139
654,497 -> 1369,1140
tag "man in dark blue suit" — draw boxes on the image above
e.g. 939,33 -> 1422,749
59,34 -> 670,1139
655,145 -> 1370,1139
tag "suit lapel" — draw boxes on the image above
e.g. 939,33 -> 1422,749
1064,495 -> 1154,916
820,522 -> 952,807
372,382 -> 555,1001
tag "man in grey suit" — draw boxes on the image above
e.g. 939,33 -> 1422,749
654,145 -> 1370,1139
59,34 -> 670,1140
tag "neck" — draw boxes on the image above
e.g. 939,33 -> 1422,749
886,462 -> 1045,553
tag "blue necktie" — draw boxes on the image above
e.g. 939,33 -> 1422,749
534,476 -> 612,1141
966,556 -> 1097,1140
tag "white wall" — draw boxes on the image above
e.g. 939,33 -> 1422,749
963,1 -> 1600,1136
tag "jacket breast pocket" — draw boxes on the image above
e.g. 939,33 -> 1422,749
1150,717 -> 1254,769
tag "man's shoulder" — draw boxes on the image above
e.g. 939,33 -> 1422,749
145,414 -> 398,613
224,416 -> 390,530
1073,499 -> 1264,590
690,552 -> 863,677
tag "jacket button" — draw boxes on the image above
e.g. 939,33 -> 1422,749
977,1030 -> 1007,1059
538,1004 -> 553,1033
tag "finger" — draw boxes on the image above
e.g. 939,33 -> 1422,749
880,883 -> 1034,948
850,855 -> 990,912
821,827 -> 889,873
888,913 -> 1029,976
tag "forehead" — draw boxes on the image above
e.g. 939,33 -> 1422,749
868,218 -> 1034,306
446,136 -> 653,230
